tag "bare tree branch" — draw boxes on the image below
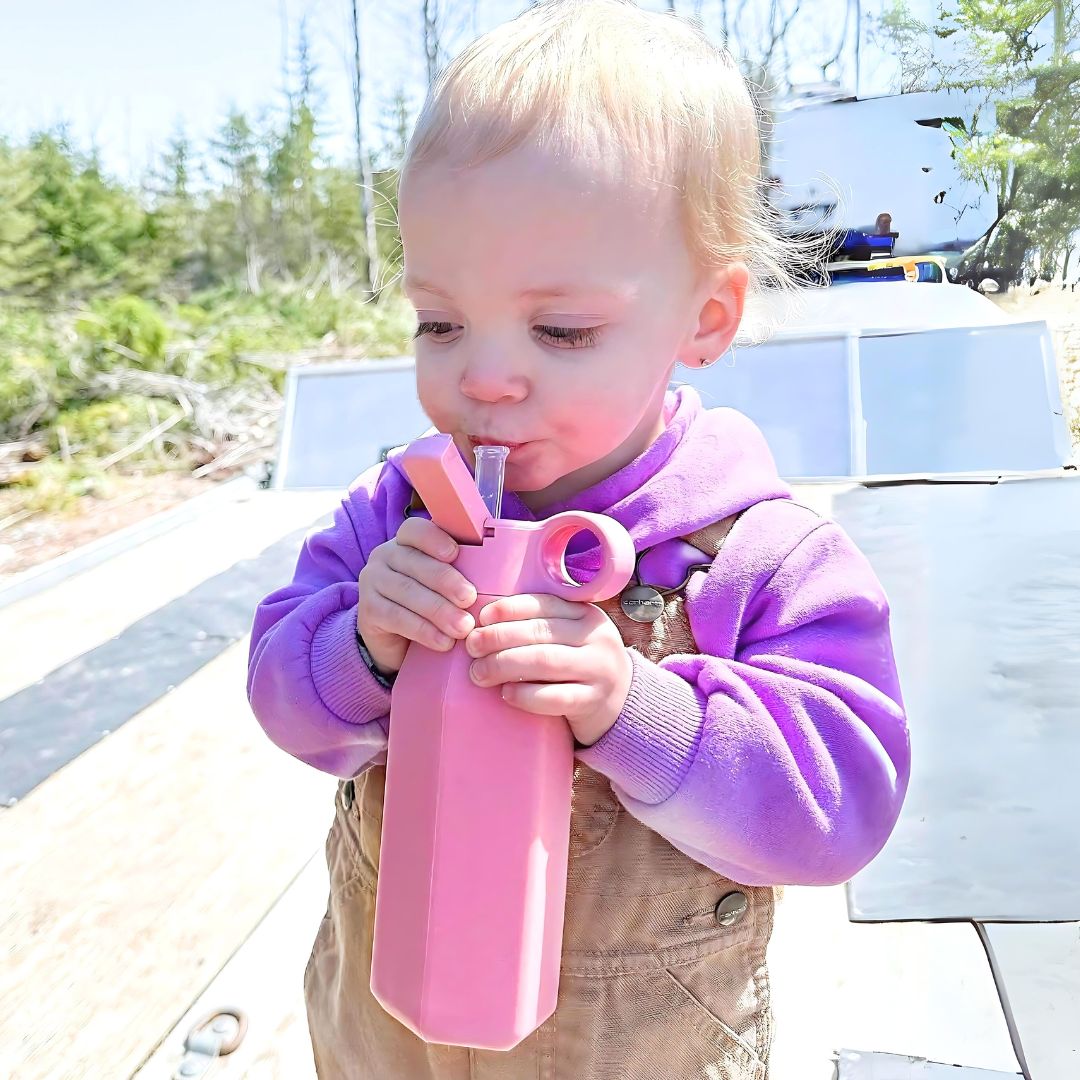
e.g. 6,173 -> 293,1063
423,0 -> 442,85
351,0 -> 381,297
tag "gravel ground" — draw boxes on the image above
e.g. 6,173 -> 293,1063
0,473 -> 229,579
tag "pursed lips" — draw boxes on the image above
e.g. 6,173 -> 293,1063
468,436 -> 524,449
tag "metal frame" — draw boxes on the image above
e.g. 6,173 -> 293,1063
272,356 -> 416,491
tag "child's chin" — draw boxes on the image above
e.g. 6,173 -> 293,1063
504,467 -> 545,496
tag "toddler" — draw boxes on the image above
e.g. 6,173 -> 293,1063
247,2 -> 909,1077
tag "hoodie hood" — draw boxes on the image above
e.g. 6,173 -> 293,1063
387,385 -> 791,557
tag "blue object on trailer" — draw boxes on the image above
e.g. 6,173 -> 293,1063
836,229 -> 896,260
830,266 -> 907,283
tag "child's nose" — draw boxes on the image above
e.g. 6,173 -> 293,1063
459,354 -> 528,405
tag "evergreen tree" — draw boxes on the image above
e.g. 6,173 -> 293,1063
267,18 -> 322,280
145,128 -> 206,292
0,142 -> 51,296
209,110 -> 269,293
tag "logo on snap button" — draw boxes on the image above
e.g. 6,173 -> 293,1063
715,891 -> 748,927
619,585 -> 665,623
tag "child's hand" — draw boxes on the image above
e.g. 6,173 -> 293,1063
465,594 -> 633,747
357,517 -> 478,677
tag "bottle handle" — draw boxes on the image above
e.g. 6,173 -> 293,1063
535,512 -> 636,603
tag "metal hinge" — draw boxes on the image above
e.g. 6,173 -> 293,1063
171,1008 -> 247,1079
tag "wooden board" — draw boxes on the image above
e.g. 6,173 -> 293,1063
0,642 -> 336,1079
132,853 -> 328,1080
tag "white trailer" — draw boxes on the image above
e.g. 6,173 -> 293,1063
767,89 -> 998,257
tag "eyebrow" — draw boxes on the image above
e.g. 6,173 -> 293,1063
404,277 -> 633,303
403,277 -> 454,299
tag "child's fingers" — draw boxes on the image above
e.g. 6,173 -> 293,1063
367,589 -> 455,652
466,615 -> 589,658
396,516 -> 462,562
385,543 -> 476,608
477,592 -> 583,627
501,681 -> 593,717
469,642 -> 585,687
377,568 -> 475,642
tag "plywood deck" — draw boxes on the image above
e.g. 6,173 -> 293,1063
0,642 -> 335,1079
133,853 -> 327,1080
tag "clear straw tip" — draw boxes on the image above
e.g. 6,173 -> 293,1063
473,445 -> 509,519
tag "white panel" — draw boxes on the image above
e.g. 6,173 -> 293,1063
769,886 -> 1019,1077
836,1049 -> 1020,1079
678,334 -> 853,477
678,315 -> 1068,477
813,477 -> 1080,922
977,923 -> 1080,1080
858,323 -> 1068,474
274,358 -> 429,490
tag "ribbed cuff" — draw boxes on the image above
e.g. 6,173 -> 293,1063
310,607 -> 392,724
577,649 -> 705,805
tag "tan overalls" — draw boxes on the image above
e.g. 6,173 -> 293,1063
304,515 -> 777,1079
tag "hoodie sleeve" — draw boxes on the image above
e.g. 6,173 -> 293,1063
577,512 -> 910,887
246,461 -> 399,779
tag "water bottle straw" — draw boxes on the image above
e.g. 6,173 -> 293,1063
474,445 -> 510,520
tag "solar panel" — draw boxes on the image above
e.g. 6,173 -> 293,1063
273,288 -> 1070,488
273,358 -> 431,490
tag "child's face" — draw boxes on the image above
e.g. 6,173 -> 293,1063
400,144 -> 743,510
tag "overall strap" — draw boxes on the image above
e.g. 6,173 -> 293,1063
679,510 -> 743,560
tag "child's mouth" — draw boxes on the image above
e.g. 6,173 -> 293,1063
468,436 -> 524,451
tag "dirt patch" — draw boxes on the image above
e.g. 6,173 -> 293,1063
990,288 -> 1080,450
0,473 -> 231,580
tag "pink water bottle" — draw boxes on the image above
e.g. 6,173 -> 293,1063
370,434 -> 635,1050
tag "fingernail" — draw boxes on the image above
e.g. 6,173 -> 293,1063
470,661 -> 484,683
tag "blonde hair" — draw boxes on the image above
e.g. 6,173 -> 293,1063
401,0 -> 823,341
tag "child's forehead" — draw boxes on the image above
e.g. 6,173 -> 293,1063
401,152 -> 678,255
404,271 -> 637,308
398,147 -> 698,301
403,144 -> 668,214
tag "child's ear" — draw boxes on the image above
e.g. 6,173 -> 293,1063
678,262 -> 749,367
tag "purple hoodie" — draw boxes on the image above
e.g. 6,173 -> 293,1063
248,386 -> 909,887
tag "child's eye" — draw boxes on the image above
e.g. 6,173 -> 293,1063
533,325 -> 601,349
414,320 -> 460,340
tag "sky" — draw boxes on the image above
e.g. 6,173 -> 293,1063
0,0 -> 910,183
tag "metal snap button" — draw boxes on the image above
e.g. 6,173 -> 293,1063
341,779 -> 355,810
714,891 -> 748,927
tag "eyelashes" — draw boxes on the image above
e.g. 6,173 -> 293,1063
537,325 -> 601,348
413,320 -> 456,339
414,321 -> 601,349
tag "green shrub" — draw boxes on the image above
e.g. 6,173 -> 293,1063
53,396 -> 181,461
75,295 -> 169,368
0,352 -> 61,440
